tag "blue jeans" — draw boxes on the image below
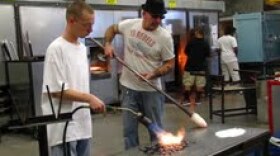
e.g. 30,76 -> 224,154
121,86 -> 164,150
51,139 -> 91,156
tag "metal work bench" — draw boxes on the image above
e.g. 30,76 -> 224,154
116,124 -> 270,156
208,75 -> 257,123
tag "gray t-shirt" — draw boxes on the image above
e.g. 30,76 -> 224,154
118,19 -> 174,91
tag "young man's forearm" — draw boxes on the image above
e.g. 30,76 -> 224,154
51,89 -> 93,104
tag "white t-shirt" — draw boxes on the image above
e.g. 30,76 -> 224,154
41,37 -> 91,147
118,19 -> 174,91
218,35 -> 238,63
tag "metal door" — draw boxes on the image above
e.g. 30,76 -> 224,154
19,6 -> 66,56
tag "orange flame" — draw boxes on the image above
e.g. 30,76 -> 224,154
177,35 -> 187,75
157,128 -> 186,146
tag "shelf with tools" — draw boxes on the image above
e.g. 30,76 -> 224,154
5,59 -> 44,121
208,74 -> 257,123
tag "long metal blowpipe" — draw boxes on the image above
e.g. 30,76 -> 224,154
89,38 -> 207,128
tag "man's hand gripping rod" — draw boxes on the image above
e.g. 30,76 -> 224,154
90,38 -> 207,128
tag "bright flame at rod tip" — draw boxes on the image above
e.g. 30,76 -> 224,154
157,128 -> 186,146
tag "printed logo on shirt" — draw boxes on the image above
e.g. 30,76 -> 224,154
130,30 -> 155,47
126,40 -> 151,62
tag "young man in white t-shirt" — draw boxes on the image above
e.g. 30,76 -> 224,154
218,26 -> 240,85
104,0 -> 175,150
41,1 -> 105,156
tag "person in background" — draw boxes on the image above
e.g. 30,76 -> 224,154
41,1 -> 105,156
104,0 -> 175,150
217,26 -> 240,86
182,27 -> 210,111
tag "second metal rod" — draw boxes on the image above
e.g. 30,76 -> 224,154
90,38 -> 192,117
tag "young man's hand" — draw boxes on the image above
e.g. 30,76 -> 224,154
89,95 -> 105,113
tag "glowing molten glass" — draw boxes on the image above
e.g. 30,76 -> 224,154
177,35 -> 187,76
157,128 -> 185,146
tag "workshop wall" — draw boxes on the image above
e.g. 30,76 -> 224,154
0,5 -> 17,86
221,0 -> 263,17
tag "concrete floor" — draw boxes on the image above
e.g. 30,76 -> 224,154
0,93 -> 269,156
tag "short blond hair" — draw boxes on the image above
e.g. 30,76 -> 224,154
66,0 -> 93,20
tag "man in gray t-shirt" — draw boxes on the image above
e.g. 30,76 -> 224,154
104,0 -> 175,150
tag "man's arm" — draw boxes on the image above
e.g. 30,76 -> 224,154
50,89 -> 105,112
104,24 -> 119,43
232,37 -> 238,56
153,58 -> 175,78
104,24 -> 119,57
233,47 -> 238,56
142,58 -> 175,80
205,42 -> 211,58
